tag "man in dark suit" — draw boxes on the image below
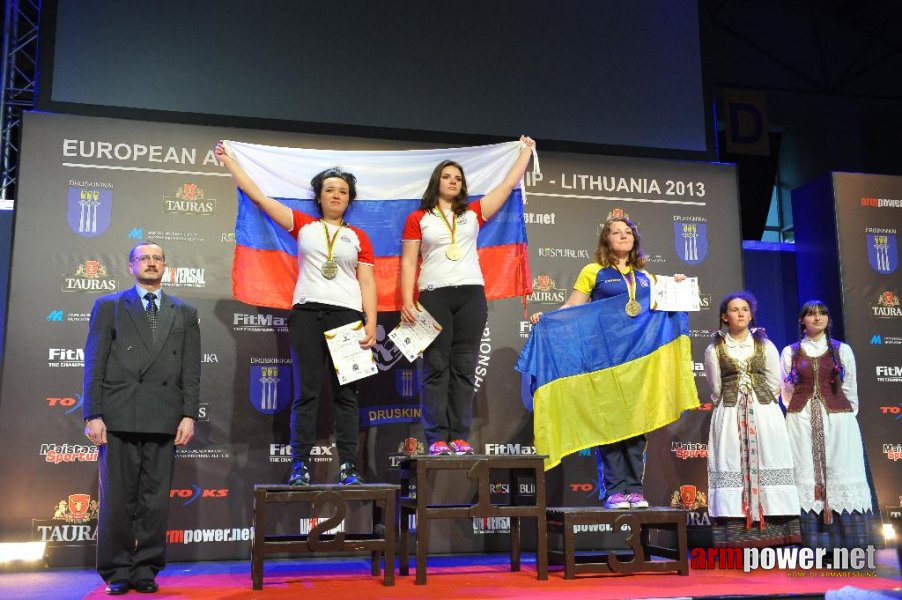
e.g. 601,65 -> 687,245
83,241 -> 201,595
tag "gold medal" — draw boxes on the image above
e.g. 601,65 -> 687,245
321,259 -> 338,279
433,207 -> 462,261
625,299 -> 641,317
320,220 -> 343,280
618,265 -> 641,317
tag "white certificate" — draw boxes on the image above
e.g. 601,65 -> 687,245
650,276 -> 701,312
387,304 -> 443,362
324,321 -> 378,385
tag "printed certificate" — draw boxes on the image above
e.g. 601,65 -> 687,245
650,276 -> 701,312
324,321 -> 378,385
388,304 -> 443,362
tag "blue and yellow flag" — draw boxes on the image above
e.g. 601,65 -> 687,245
516,298 -> 699,470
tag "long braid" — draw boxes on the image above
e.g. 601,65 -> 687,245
785,322 -> 804,385
750,317 -> 768,352
825,322 -> 844,393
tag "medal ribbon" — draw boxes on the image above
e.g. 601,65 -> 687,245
618,265 -> 638,305
433,208 -> 457,247
321,220 -> 343,262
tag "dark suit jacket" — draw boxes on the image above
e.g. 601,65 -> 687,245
83,288 -> 201,434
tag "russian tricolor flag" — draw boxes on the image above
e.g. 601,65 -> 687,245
225,140 -> 533,311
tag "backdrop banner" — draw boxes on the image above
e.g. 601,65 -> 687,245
794,173 -> 902,535
0,112 -> 746,562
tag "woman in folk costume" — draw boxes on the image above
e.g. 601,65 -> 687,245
704,291 -> 800,547
780,300 -> 874,550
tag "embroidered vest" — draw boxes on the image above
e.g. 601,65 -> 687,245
786,341 -> 853,413
716,341 -> 776,407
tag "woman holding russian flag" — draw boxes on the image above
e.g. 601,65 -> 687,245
400,136 -> 535,456
215,142 -> 376,488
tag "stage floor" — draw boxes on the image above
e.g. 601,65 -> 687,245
0,550 -> 898,599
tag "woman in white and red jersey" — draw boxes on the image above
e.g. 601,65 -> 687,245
216,143 -> 376,487
400,136 -> 535,455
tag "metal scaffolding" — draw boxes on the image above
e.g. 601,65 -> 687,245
0,0 -> 41,207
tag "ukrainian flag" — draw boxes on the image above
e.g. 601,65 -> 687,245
516,297 -> 699,470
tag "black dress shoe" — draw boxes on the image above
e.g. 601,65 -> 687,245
105,580 -> 130,595
133,579 -> 158,593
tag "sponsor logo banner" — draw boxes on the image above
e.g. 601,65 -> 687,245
671,484 -> 708,511
362,404 -> 421,427
166,528 -> 252,544
170,486 -> 229,506
867,233 -> 898,274
67,186 -> 112,237
372,324 -> 405,371
129,227 -> 206,243
161,266 -> 206,288
249,360 -> 292,415
48,348 -> 84,368
62,260 -> 119,293
47,394 -> 84,414
163,183 -> 216,215
40,443 -> 98,464
871,291 -> 901,319
876,366 -> 902,383
175,446 -> 231,460
394,368 -> 421,400
523,211 -> 556,225
861,196 -> 902,208
674,218 -> 708,264
299,518 -> 345,535
32,494 -> 99,546
269,443 -> 335,463
472,516 -> 510,534
233,312 -> 288,333
528,274 -> 566,304
46,310 -> 91,323
484,443 -> 537,455
671,442 -> 708,459
691,546 -> 878,572
536,247 -> 590,260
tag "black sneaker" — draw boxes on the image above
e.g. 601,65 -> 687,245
288,460 -> 310,486
339,461 -> 364,485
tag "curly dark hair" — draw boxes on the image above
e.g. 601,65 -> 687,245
310,167 -> 357,216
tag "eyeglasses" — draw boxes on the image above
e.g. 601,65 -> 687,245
132,255 -> 165,264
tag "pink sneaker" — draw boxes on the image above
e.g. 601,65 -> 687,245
603,493 -> 630,509
449,439 -> 475,455
627,493 -> 649,509
429,441 -> 452,456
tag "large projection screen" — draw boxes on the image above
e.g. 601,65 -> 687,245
39,0 -> 711,158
